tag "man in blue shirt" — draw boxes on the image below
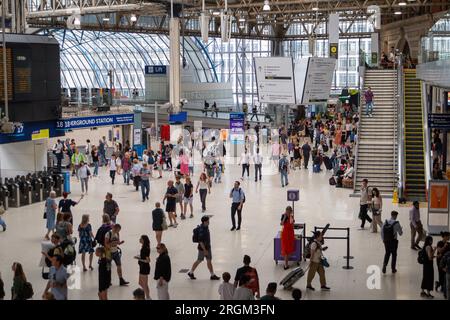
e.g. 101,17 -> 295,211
43,255 -> 69,300
230,181 -> 245,231
381,211 -> 403,274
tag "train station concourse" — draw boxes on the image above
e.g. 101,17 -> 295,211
0,0 -> 450,312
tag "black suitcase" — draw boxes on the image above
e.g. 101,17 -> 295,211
279,266 -> 308,289
324,156 -> 332,170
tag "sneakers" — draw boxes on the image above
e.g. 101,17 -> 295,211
181,214 -> 186,220
392,269 -> 397,274
306,286 -> 315,291
321,286 -> 331,291
119,278 -> 129,286
210,275 -> 220,280
190,214 -> 194,218
188,272 -> 196,280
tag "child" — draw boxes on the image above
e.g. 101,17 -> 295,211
218,272 -> 235,300
96,247 -> 111,300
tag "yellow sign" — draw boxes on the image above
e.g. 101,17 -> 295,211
31,129 -> 49,141
331,46 -> 337,53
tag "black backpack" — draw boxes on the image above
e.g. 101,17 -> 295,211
418,248 -> 427,265
382,220 -> 398,242
22,282 -> 34,300
95,224 -> 112,247
192,225 -> 201,243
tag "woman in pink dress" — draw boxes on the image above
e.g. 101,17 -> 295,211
179,149 -> 190,177
281,206 -> 295,270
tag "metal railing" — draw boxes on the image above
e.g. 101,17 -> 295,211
352,61 -> 365,194
395,55 -> 405,199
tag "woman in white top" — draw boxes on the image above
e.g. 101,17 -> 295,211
239,149 -> 250,180
108,154 -> 118,185
195,173 -> 211,213
115,155 -> 122,175
78,161 -> 91,194
370,188 -> 383,233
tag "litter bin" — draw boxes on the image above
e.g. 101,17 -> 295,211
62,171 -> 71,194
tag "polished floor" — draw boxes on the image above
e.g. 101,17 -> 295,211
0,159 -> 445,300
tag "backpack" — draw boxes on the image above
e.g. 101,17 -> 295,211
192,225 -> 201,243
61,239 -> 76,266
22,282 -> 34,300
279,158 -> 288,171
231,188 -> 246,203
244,267 -> 259,294
95,224 -> 112,247
382,220 -> 398,242
148,156 -> 155,165
417,248 -> 427,265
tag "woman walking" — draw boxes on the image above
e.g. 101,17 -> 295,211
78,161 -> 90,194
44,191 -> 58,240
152,202 -> 165,245
421,236 -> 436,298
370,188 -> 383,233
140,163 -> 151,202
78,214 -> 95,272
131,159 -> 142,192
135,235 -> 151,300
154,243 -> 171,300
91,146 -> 100,177
183,176 -> 194,219
280,206 -> 295,270
196,173 -> 210,213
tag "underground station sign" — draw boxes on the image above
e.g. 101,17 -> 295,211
56,113 -> 135,130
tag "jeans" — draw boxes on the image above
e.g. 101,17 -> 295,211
110,170 -> 116,184
366,101 -> 373,115
214,169 -> 222,182
140,179 -> 150,200
93,161 -> 99,176
241,164 -> 249,178
80,178 -> 89,193
231,202 -> 242,228
123,169 -> 130,184
156,280 -> 170,300
280,171 -> 289,186
383,239 -> 398,270
199,189 -> 207,211
0,216 -> 6,230
255,164 -> 262,181
359,204 -> 372,228
100,152 -> 106,166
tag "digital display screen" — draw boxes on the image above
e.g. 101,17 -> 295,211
0,48 -> 13,101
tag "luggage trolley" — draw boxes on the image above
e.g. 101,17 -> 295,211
274,223 -> 306,265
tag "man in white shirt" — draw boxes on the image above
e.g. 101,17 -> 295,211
253,148 -> 263,182
239,149 -> 250,180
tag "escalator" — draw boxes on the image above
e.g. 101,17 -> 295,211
404,69 -> 427,201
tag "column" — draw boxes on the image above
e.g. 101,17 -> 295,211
169,18 -> 181,113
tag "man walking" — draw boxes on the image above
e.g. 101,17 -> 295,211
53,139 -> 64,173
105,224 -> 129,286
301,141 -> 311,169
188,216 -> 220,280
364,86 -> 374,117
230,181 -> 245,231
358,179 -> 372,229
250,104 -> 259,121
253,148 -> 263,182
381,211 -> 403,274
103,192 -> 120,223
279,153 -> 290,187
233,255 -> 260,299
409,201 -> 424,250
239,149 -> 250,180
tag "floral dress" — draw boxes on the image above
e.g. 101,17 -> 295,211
78,223 -> 94,254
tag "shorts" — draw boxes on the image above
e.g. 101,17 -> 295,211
166,202 -> 176,213
176,196 -> 183,204
111,251 -> 122,266
197,248 -> 212,262
184,196 -> 193,205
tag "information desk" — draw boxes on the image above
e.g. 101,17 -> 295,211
273,223 -> 306,265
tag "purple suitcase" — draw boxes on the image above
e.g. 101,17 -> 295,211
274,232 -> 302,265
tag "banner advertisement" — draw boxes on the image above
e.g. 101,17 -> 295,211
229,112 -> 245,144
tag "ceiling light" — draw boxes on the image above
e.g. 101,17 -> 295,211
130,14 -> 137,22
263,0 -> 270,11
312,7 -> 319,11
212,11 -> 220,16
398,1 -> 407,5
102,15 -> 110,22
394,11 -> 402,15
239,17 -> 246,22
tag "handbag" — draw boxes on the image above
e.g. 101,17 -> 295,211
43,211 -> 47,219
321,257 -> 330,268
161,216 -> 168,231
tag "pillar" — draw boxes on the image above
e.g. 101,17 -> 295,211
169,18 -> 181,113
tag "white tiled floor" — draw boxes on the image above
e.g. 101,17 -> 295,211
0,162 -> 445,300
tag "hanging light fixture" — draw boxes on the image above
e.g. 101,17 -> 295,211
103,14 -> 110,22
221,0 -> 232,42
263,0 -> 270,11
394,11 -> 402,15
398,1 -> 407,5
200,0 -> 210,43
130,14 -> 137,22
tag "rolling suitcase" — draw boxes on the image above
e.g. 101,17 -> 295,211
279,266 -> 309,289
323,156 -> 332,170
329,176 -> 336,186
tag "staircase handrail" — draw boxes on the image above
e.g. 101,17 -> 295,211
353,60 -> 366,193
396,55 -> 405,199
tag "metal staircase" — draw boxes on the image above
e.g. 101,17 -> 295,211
354,69 -> 398,195
403,69 -> 427,201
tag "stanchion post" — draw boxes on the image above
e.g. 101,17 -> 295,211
342,227 -> 354,270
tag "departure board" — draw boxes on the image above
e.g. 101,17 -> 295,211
13,48 -> 32,96
0,48 -> 13,101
